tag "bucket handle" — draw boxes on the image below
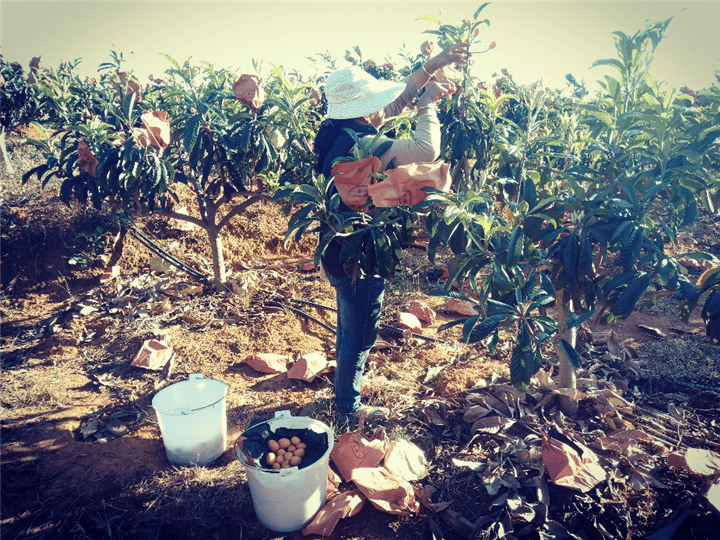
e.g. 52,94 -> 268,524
171,374 -> 226,415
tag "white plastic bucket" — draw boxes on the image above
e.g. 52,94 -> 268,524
152,373 -> 228,466
235,411 -> 334,532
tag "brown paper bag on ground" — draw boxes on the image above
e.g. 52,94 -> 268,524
287,352 -> 328,382
542,433 -> 606,492
351,466 -> 420,515
407,300 -> 436,326
241,353 -> 289,374
327,466 -> 343,499
330,427 -> 388,482
383,438 -> 429,481
397,312 -> 422,333
302,490 -> 365,537
131,337 -> 173,370
367,161 -> 450,207
330,156 -> 382,211
668,448 -> 720,476
446,298 -> 476,316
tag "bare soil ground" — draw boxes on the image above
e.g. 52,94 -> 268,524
2,131 -> 720,540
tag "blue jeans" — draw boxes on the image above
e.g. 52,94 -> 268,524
326,273 -> 386,414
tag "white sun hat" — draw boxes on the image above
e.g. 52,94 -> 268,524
324,66 -> 406,120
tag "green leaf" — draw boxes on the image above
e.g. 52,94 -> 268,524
506,225 -> 523,267
701,290 -> 720,328
467,314 -> 509,343
461,315 -> 481,343
613,272 -> 652,318
417,14 -> 441,25
566,310 -> 596,330
22,164 -> 47,184
620,228 -> 642,271
590,58 -> 624,73
437,318 -> 468,333
603,270 -> 643,294
486,298 -> 516,316
183,114 -> 202,154
448,223 -> 468,255
372,140 -> 393,158
521,175 -> 537,209
510,323 -> 536,389
272,187 -> 296,202
473,3 -> 490,20
239,123 -> 252,153
558,338 -> 581,369
610,220 -> 633,244
640,179 -> 667,205
373,229 -> 394,278
605,75 -> 622,102
681,186 -> 698,226
314,233 -> 336,268
121,91 -> 137,123
487,331 -> 499,355
583,106 -> 614,128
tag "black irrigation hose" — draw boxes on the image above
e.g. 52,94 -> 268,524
121,227 -> 448,344
272,295 -> 448,344
265,300 -> 337,335
127,224 -> 208,281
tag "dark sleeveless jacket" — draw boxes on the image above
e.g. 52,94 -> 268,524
314,120 -> 379,277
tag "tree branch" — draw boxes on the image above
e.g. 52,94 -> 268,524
217,193 -> 270,230
155,210 -> 208,231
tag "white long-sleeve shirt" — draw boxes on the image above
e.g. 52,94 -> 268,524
359,69 -> 442,170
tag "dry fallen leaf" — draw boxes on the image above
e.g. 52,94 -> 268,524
80,418 -> 100,439
107,418 -> 128,437
599,429 -> 650,455
149,257 -> 175,274
470,416 -> 514,436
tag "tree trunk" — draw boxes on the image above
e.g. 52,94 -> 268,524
207,224 -> 228,292
1,126 -> 16,175
106,225 -> 127,268
555,289 -> 578,415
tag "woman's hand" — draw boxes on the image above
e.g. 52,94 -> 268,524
417,81 -> 457,107
425,42 -> 470,73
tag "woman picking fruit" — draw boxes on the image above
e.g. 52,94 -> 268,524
314,42 -> 469,423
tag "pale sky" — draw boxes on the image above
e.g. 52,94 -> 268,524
2,1 -> 719,94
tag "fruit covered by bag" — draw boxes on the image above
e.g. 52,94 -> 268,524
330,156 -> 383,211
367,160 -> 450,207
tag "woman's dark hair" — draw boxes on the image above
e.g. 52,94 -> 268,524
314,118 -> 377,177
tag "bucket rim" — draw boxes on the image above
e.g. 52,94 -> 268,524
234,412 -> 334,473
151,374 -> 228,416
